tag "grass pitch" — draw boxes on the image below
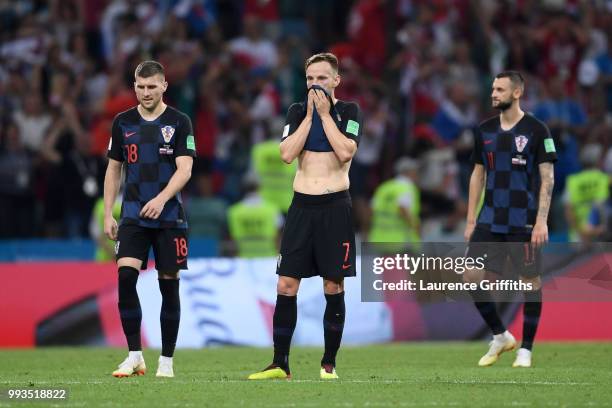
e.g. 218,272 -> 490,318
0,343 -> 611,407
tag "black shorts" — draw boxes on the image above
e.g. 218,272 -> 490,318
277,190 -> 356,280
466,227 -> 541,278
116,224 -> 189,271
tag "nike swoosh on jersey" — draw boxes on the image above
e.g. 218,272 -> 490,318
125,131 -> 137,138
176,258 -> 187,264
342,264 -> 352,270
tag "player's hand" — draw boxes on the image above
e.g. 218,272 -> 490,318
140,196 -> 166,219
531,222 -> 548,248
306,89 -> 315,119
312,88 -> 331,116
464,221 -> 476,242
104,216 -> 118,241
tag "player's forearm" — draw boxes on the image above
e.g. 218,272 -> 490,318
280,117 -> 312,163
103,164 -> 122,218
536,163 -> 554,224
466,167 -> 485,224
157,165 -> 192,203
320,114 -> 356,163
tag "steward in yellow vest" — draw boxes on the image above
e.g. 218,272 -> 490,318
252,139 -> 296,214
564,145 -> 609,241
228,173 -> 282,258
369,157 -> 421,245
91,196 -> 122,261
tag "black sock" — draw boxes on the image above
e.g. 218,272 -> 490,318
272,294 -> 297,371
471,289 -> 506,335
159,279 -> 181,357
322,292 -> 345,367
521,289 -> 542,351
118,266 -> 141,351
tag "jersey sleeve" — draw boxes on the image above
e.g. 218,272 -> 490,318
280,103 -> 305,142
107,115 -> 124,161
470,127 -> 483,164
174,113 -> 197,158
535,123 -> 558,164
339,102 -> 362,146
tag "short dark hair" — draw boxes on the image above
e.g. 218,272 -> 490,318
134,60 -> 165,78
305,53 -> 339,73
495,70 -> 524,89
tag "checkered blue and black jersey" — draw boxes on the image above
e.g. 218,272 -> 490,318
107,106 -> 196,229
470,113 -> 557,234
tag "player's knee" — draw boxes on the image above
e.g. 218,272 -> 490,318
158,270 -> 179,280
520,275 -> 541,290
118,266 -> 139,283
117,266 -> 139,303
463,268 -> 485,284
323,278 -> 344,294
277,277 -> 299,296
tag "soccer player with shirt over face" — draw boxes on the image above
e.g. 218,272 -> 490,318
464,71 -> 557,368
248,52 -> 363,380
104,61 -> 195,378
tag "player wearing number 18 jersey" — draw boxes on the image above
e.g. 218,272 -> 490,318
104,61 -> 195,378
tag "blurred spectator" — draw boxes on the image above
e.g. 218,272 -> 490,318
0,122 -> 37,237
585,178 -> 612,242
533,12 -> 588,91
187,172 -> 228,242
12,92 -> 52,153
347,0 -> 387,77
229,15 -> 278,70
369,157 -> 421,244
431,82 -> 478,144
349,86 -> 389,234
595,35 -> 612,112
563,144 -> 610,242
251,137 -> 296,215
227,172 -> 282,258
90,195 -> 121,262
533,76 -> 585,192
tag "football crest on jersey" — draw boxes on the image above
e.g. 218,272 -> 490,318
515,135 -> 528,152
161,125 -> 175,143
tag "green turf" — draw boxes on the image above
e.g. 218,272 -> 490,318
0,343 -> 611,407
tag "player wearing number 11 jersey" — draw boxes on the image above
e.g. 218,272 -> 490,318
104,60 -> 196,378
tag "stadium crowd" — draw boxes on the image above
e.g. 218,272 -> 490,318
0,0 -> 610,245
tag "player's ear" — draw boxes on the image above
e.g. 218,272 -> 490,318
162,81 -> 168,92
334,74 -> 341,88
513,86 -> 523,99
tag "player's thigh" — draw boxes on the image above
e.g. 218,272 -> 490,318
116,224 -> 151,270
465,227 -> 506,281
507,234 -> 542,282
152,228 -> 188,272
313,204 -> 356,279
277,205 -> 315,279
